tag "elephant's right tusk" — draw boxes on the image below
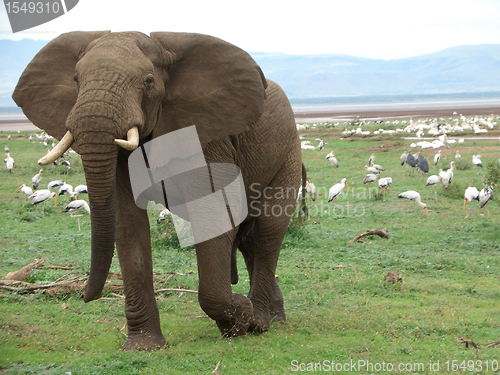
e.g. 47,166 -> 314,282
114,127 -> 139,151
38,131 -> 74,166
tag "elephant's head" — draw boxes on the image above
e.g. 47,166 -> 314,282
13,31 -> 267,302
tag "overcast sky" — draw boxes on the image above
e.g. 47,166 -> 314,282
1,0 -> 500,60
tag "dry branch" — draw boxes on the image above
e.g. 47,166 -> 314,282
0,277 -> 86,291
485,340 -> 500,348
166,271 -> 194,275
155,288 -> 198,294
350,228 -> 389,243
296,265 -> 347,270
456,337 -> 480,349
5,259 -> 45,281
45,264 -> 74,270
212,358 -> 223,375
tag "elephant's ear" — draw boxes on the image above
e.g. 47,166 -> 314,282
150,32 -> 267,148
12,31 -> 110,145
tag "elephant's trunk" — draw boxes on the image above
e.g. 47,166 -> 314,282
78,137 -> 118,302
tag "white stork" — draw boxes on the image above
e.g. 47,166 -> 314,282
398,190 -> 429,217
73,185 -> 88,198
16,184 -> 33,200
371,163 -> 385,171
325,151 -> 339,167
328,178 -> 348,203
64,200 -> 91,217
368,153 -> 375,165
157,208 -> 171,223
306,180 -> 316,201
58,183 -> 73,200
400,151 -> 408,166
455,151 -> 461,162
365,165 -> 379,174
4,152 -> 14,173
47,180 -> 65,191
447,161 -> 456,183
32,169 -> 43,190
472,155 -> 482,168
426,174 -> 441,202
438,169 -> 451,189
297,180 -> 316,202
364,173 -> 380,199
364,173 -> 379,185
318,140 -> 325,150
433,150 -> 441,166
463,186 -> 479,217
479,186 -> 493,209
378,176 -> 392,202
29,189 -> 56,216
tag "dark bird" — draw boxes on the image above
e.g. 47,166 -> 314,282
406,153 -> 416,168
417,154 -> 429,173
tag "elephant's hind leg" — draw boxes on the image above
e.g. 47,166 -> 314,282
195,229 -> 255,337
240,156 -> 301,332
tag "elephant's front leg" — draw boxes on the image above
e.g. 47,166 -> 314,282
196,230 -> 254,337
115,154 -> 167,351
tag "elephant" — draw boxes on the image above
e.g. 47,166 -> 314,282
13,31 -> 305,350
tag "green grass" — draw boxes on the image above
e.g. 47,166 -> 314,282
1,120 -> 500,374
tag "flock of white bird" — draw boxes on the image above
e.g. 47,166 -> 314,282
298,114 -> 498,218
5,134 -> 89,220
298,114 -> 499,141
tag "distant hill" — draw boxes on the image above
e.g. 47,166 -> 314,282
1,39 -> 500,107
249,44 -> 500,99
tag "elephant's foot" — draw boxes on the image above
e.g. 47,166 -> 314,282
122,331 -> 168,351
270,292 -> 286,323
248,307 -> 270,333
270,306 -> 286,324
216,294 -> 254,337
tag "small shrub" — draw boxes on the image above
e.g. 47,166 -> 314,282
441,182 -> 465,199
484,161 -> 500,187
454,160 -> 471,171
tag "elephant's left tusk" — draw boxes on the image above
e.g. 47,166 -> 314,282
38,131 -> 74,166
115,127 -> 139,151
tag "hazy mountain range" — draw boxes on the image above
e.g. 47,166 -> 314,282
1,39 -> 500,108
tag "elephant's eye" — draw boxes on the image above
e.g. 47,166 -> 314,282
144,76 -> 155,89
73,75 -> 79,83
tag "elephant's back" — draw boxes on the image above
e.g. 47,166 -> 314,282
236,79 -> 301,195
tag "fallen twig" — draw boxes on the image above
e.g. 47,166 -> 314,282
165,271 -> 194,275
350,228 -> 389,243
296,265 -> 347,270
212,358 -> 223,375
485,340 -> 500,348
0,277 -> 86,291
456,337 -> 480,349
155,288 -> 198,294
45,264 -> 74,270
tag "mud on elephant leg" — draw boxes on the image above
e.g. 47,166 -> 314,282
196,230 -> 255,337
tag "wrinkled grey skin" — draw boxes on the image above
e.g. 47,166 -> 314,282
13,31 -> 302,350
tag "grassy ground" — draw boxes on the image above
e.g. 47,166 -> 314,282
1,118 -> 499,374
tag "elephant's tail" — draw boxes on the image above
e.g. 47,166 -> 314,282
299,163 -> 308,219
